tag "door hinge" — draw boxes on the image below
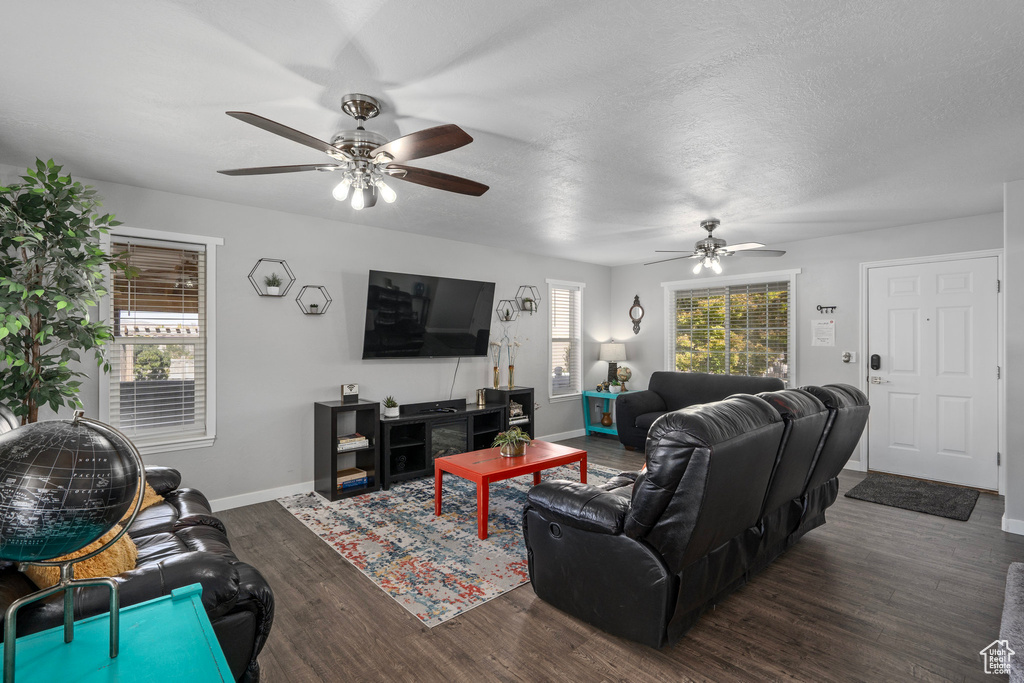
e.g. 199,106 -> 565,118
998,452 -> 1002,466
998,279 -> 1001,293
998,366 -> 1002,380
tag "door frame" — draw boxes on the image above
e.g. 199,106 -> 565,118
858,249 -> 1004,493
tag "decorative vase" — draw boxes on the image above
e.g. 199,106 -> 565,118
493,366 -> 500,389
601,412 -> 613,427
500,442 -> 526,457
267,286 -> 280,296
508,364 -> 515,388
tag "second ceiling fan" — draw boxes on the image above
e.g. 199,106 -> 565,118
218,93 -> 489,209
645,218 -> 786,273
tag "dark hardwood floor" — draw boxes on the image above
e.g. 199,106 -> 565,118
218,434 -> 1022,682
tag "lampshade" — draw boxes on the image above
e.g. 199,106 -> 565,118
599,343 -> 627,363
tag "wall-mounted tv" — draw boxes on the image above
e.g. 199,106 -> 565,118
362,270 -> 496,359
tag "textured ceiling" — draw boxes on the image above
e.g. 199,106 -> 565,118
1,1 -> 1022,266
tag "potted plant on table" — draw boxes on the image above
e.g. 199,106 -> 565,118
264,272 -> 283,296
382,396 -> 399,418
493,426 -> 531,457
609,380 -> 622,394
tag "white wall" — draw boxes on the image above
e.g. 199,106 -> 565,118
611,213 -> 1004,467
1003,180 -> 1024,532
0,163 -> 611,505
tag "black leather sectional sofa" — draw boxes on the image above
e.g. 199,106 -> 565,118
615,371 -> 785,450
0,465 -> 274,682
524,384 -> 868,648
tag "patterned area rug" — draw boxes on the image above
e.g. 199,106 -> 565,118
845,472 -> 981,521
279,462 -> 619,627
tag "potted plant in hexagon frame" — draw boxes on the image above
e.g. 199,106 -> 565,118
264,272 -> 283,296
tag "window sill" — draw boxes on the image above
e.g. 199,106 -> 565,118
133,435 -> 216,456
549,394 -> 582,403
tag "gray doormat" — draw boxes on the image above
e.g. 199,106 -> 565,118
844,472 -> 980,521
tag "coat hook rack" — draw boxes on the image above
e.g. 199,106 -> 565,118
816,305 -> 837,314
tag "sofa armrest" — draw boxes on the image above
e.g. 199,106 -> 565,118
1,552 -> 241,640
615,390 -> 668,449
526,480 -> 631,534
145,466 -> 182,495
616,390 -> 667,424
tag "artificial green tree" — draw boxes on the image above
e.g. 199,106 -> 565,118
0,159 -> 130,423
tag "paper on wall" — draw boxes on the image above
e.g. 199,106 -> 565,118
812,319 -> 835,347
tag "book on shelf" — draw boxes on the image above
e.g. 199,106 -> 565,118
337,467 -> 367,490
337,439 -> 370,452
337,432 -> 366,444
509,416 -> 531,425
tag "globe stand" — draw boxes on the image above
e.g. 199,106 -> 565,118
0,413 -> 144,683
3,564 -> 120,683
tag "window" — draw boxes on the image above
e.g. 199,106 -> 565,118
102,229 -> 221,453
548,280 -> 584,399
663,270 -> 798,384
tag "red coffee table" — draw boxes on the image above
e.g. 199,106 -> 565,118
434,440 -> 587,539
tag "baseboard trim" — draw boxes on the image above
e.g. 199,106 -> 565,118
211,428 -> 590,511
210,480 -> 314,512
539,428 -> 586,442
843,459 -> 867,473
1003,516 -> 1024,536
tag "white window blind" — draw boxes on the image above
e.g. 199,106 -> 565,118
107,238 -> 208,447
670,280 -> 790,382
549,281 -> 583,398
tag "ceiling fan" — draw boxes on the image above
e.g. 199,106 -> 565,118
218,93 -> 489,210
645,218 -> 786,274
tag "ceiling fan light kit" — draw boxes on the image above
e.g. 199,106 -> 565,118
646,218 -> 786,272
219,93 -> 488,209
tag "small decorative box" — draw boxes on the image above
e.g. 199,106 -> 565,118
341,383 -> 359,403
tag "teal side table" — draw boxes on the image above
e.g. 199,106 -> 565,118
0,583 -> 232,682
582,390 -> 631,436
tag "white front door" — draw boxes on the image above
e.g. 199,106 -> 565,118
866,256 -> 999,489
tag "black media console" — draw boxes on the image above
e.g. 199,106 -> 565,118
379,397 -> 507,489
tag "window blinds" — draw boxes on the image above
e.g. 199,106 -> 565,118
107,238 -> 207,445
671,281 -> 789,381
550,283 -> 582,397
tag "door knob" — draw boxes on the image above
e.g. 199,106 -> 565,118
869,376 -> 888,384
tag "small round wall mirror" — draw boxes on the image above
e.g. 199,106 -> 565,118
629,295 -> 644,335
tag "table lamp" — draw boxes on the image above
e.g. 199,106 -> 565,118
599,342 -> 627,383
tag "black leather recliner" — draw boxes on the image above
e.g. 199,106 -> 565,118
524,384 -> 868,648
615,371 -> 785,450
0,466 -> 274,682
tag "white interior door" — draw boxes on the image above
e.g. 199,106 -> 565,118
866,256 -> 998,489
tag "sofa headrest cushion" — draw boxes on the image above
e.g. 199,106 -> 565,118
799,383 -> 868,411
757,388 -> 827,421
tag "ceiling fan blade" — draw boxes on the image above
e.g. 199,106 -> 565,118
723,242 -> 766,252
654,250 -> 697,253
387,164 -> 488,196
226,112 -> 352,159
644,254 -> 701,266
730,249 -> 787,257
218,164 -> 341,176
373,124 -> 473,163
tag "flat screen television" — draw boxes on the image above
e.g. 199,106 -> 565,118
361,270 -> 496,359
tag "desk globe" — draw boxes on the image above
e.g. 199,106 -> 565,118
0,413 -> 144,683
0,419 -> 139,562
616,366 -> 632,391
